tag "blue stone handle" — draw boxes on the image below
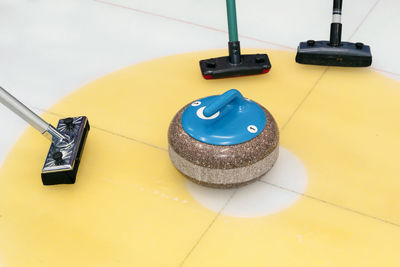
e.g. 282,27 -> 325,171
203,89 -> 245,117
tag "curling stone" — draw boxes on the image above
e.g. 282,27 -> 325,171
168,89 -> 279,188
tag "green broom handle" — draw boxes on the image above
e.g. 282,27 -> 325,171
226,0 -> 239,42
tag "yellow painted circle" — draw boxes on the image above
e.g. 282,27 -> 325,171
0,50 -> 400,266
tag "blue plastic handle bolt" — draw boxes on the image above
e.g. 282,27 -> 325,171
203,89 -> 244,117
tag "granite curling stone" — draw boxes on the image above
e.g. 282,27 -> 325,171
168,89 -> 279,188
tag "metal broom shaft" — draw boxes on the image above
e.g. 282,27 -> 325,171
330,0 -> 343,46
0,86 -> 67,144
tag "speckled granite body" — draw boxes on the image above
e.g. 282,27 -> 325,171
168,103 -> 279,188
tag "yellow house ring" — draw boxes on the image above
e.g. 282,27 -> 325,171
0,50 -> 399,266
